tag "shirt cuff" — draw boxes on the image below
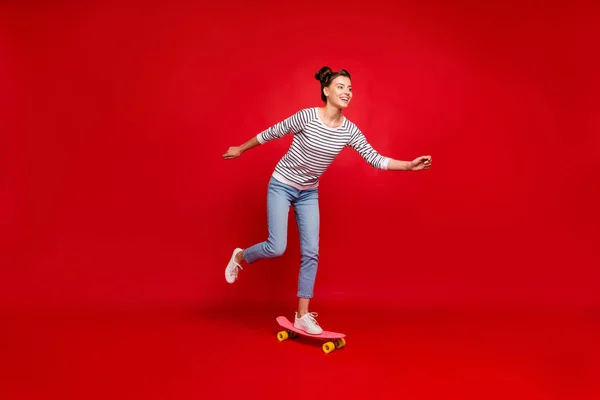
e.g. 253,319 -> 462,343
381,157 -> 391,170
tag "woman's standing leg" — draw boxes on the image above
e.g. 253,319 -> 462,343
225,177 -> 293,283
291,187 -> 322,334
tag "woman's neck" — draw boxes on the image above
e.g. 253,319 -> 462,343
319,104 -> 343,128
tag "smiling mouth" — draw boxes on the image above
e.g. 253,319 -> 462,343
340,97 -> 349,102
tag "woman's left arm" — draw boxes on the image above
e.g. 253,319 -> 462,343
348,126 -> 432,171
387,156 -> 432,171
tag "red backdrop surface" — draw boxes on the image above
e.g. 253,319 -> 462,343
1,0 -> 598,310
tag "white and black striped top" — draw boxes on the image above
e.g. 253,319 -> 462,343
256,107 -> 390,190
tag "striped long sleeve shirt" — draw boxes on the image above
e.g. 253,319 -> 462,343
256,107 -> 390,190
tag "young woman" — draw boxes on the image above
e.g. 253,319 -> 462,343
222,66 -> 432,334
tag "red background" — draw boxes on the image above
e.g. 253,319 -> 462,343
1,0 -> 599,311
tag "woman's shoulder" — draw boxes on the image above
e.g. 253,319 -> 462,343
341,115 -> 358,131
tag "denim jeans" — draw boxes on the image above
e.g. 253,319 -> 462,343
243,176 -> 320,298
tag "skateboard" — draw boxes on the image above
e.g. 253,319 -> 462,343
276,316 -> 347,354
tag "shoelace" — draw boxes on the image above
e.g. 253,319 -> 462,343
228,263 -> 243,278
232,264 -> 243,277
304,312 -> 320,327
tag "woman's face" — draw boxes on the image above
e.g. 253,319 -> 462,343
324,76 -> 352,108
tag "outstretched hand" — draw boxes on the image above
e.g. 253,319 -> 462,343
223,146 -> 242,160
409,155 -> 432,171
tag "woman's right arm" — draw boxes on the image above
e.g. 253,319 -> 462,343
222,109 -> 309,160
223,136 -> 260,160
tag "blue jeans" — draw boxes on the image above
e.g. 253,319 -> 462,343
243,177 -> 320,298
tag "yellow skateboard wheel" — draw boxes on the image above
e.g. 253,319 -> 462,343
322,342 -> 335,354
335,338 -> 346,349
277,331 -> 289,341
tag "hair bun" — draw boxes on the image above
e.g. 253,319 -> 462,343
314,66 -> 333,84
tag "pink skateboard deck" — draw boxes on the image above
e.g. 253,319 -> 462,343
276,316 -> 346,353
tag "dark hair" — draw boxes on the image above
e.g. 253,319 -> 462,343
314,66 -> 351,102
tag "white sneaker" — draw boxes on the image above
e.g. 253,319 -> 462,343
225,248 -> 243,283
294,312 -> 323,335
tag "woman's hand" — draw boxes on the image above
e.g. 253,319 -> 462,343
223,146 -> 243,160
409,155 -> 432,171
